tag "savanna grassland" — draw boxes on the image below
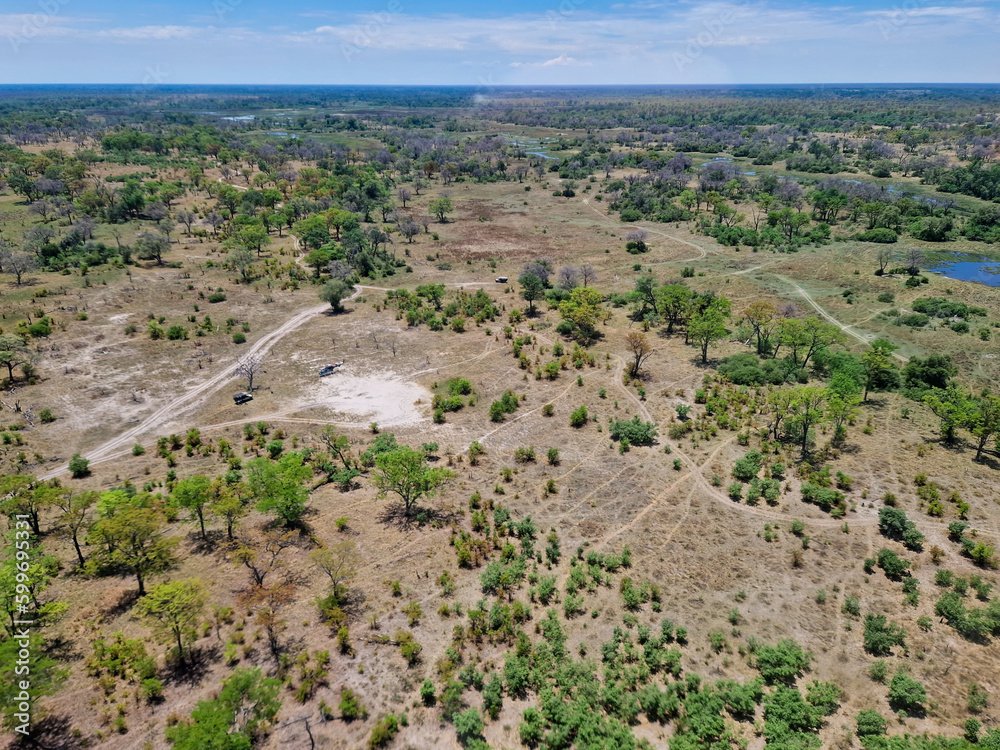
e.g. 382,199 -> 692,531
1,85 -> 1000,750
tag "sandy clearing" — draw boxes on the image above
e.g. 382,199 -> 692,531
291,371 -> 430,426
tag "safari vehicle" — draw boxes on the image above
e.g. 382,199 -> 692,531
495,276 -> 508,283
233,392 -> 253,405
319,361 -> 344,377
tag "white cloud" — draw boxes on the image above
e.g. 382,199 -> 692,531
98,25 -> 201,41
542,54 -> 589,66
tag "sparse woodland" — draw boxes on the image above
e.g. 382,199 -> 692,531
1,85 -> 1000,750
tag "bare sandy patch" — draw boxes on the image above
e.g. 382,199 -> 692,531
291,370 -> 430,427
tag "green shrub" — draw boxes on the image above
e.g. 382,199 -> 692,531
569,405 -> 588,428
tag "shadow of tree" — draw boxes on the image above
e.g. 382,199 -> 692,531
376,502 -> 460,530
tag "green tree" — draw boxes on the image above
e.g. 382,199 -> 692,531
137,579 -> 208,665
246,453 -> 311,527
0,634 -> 67,734
172,474 -> 212,541
519,273 -> 544,315
860,340 -> 899,401
165,667 -> 282,749
319,279 -> 354,313
429,196 -> 454,222
788,386 -> 827,456
655,284 -> 694,335
0,333 -> 31,382
293,215 -> 330,251
688,305 -> 729,363
304,247 -> 333,278
967,393 -> 1000,462
558,287 -> 605,344
87,506 -> 178,595
373,446 -> 455,517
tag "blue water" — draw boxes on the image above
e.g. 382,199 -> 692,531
528,151 -> 557,160
927,252 -> 1000,287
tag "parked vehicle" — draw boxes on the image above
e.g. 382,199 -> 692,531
319,361 -> 344,377
233,392 -> 253,405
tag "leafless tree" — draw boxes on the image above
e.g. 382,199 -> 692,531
74,216 -> 96,240
205,211 -> 225,236
556,265 -> 581,291
235,353 -> 264,391
401,221 -> 420,243
779,302 -> 799,319
386,336 -> 398,357
580,264 -> 598,287
27,200 -> 52,221
514,165 -> 529,183
370,332 -> 380,350
177,210 -> 197,234
624,331 -> 654,378
0,243 -> 38,286
396,187 -> 412,208
419,216 -> 432,234
905,247 -> 923,276
626,229 -> 649,244
109,225 -> 123,250
876,247 -> 893,274
328,259 -> 352,280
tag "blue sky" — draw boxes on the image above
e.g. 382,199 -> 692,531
1,0 -> 997,84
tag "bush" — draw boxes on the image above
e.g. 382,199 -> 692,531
732,450 -> 764,482
863,613 -> 906,656
609,416 -> 658,445
888,671 -> 926,714
856,709 -> 888,737
340,688 -> 368,721
368,714 -> 398,748
753,639 -> 811,683
69,453 -> 90,478
877,292 -> 895,303
569,405 -> 588,428
208,292 -> 227,303
232,332 -> 246,344
857,228 -> 898,243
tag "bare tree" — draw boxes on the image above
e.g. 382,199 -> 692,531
235,353 -> 264,391
626,229 -> 649,244
0,243 -> 38,286
401,221 -> 420,243
229,528 -> 298,587
205,211 -> 225,236
328,259 -> 352,280
177,210 -> 197,235
419,216 -> 432,234
905,247 -> 923,276
876,247 -> 893,274
624,331 -> 654,378
27,200 -> 52,221
556,265 -> 581,291
396,187 -> 412,208
514,165 -> 529,183
580,264 -> 598,287
779,302 -> 799,319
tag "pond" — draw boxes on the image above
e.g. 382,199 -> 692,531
926,252 -> 1000,287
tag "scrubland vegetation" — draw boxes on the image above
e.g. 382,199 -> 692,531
1,84 -> 1000,749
